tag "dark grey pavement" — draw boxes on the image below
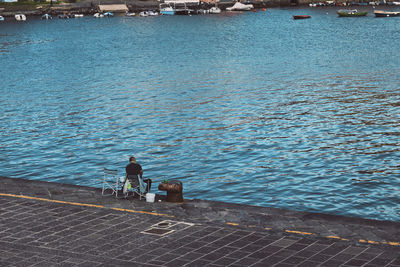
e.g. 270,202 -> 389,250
0,176 -> 399,266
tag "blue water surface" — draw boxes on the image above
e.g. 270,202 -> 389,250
0,7 -> 399,221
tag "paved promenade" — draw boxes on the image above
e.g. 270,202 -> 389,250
0,176 -> 399,266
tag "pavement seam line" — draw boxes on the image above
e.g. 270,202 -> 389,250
111,207 -> 174,217
0,193 -> 174,218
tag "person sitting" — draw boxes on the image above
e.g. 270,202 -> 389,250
126,156 -> 151,193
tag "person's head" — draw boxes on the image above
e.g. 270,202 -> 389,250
129,156 -> 136,163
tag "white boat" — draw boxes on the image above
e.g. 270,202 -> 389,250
0,16 -> 4,22
160,3 -> 175,15
159,3 -> 191,15
226,2 -> 254,11
93,13 -> 104,18
71,14 -> 84,18
148,10 -> 159,16
41,14 -> 52,20
126,12 -> 136,16
197,9 -> 209,14
15,14 -> 26,21
374,10 -> 400,17
103,12 -> 114,17
139,11 -> 149,17
209,6 -> 221,14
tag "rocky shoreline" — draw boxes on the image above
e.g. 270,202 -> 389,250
1,0 -> 276,17
1,0 -> 390,17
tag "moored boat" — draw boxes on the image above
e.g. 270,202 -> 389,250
337,9 -> 368,17
226,2 -> 254,11
58,14 -> 69,19
103,12 -> 114,17
41,14 -> 52,20
0,16 -> 4,22
197,9 -> 209,14
148,10 -> 159,16
93,13 -> 104,18
374,10 -> 400,17
160,3 -> 175,15
15,14 -> 26,21
71,14 -> 84,18
160,3 -> 192,15
209,6 -> 221,14
293,15 -> 311,19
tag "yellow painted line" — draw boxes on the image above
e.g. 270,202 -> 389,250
286,230 -> 313,235
360,239 -> 380,245
327,236 -> 348,241
0,193 -> 173,217
111,207 -> 174,218
326,235 -> 341,239
2,193 -> 400,246
0,193 -> 104,208
382,241 -> 400,246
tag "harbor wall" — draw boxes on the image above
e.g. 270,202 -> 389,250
0,0 -> 379,16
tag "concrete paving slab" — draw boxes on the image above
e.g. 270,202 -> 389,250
0,176 -> 399,266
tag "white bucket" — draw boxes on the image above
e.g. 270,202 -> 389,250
146,193 -> 155,203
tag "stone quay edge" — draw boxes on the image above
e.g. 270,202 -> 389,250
0,176 -> 399,266
1,176 -> 399,245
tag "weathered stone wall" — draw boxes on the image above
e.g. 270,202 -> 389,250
0,0 -> 346,16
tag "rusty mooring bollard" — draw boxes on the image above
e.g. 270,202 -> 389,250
158,180 -> 183,203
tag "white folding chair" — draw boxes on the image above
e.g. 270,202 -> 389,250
102,168 -> 120,198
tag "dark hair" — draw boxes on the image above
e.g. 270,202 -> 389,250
129,156 -> 136,162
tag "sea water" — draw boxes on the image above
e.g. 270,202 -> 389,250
0,7 -> 399,221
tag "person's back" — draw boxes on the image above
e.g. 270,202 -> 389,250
125,156 -> 151,192
126,160 -> 142,178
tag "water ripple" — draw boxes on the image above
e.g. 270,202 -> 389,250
0,9 -> 399,221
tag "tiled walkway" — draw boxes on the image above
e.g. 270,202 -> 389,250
0,194 -> 399,266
